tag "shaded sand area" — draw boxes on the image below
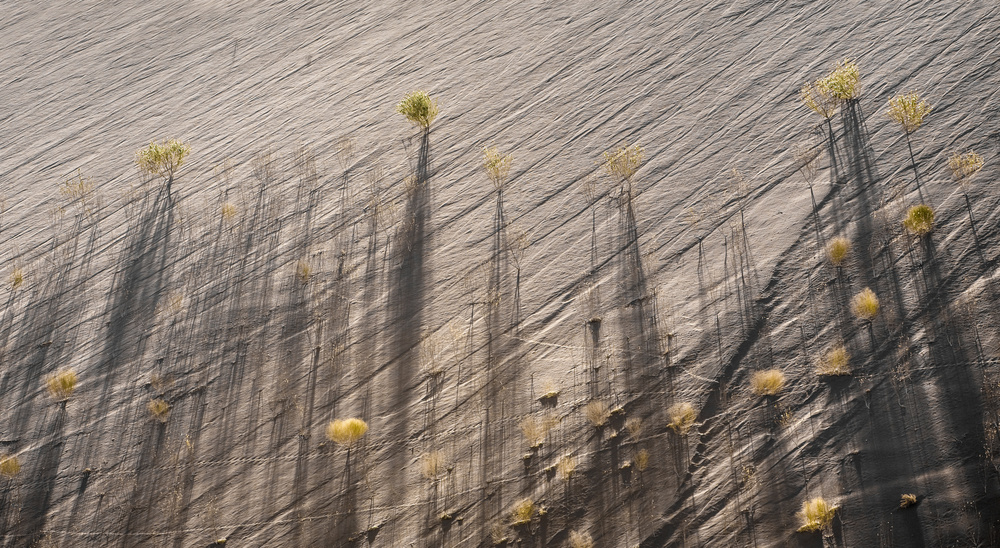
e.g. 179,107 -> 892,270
2,1 -> 1000,546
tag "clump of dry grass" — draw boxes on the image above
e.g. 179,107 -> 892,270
395,90 -> 438,129
148,398 -> 171,423
902,204 -> 934,236
949,150 -> 984,187
886,92 -> 932,134
326,418 -> 368,448
851,287 -> 880,321
625,417 -> 643,440
421,451 -> 443,480
135,139 -> 191,180
603,143 -> 644,182
9,267 -> 23,289
46,369 -> 77,401
819,59 -> 861,101
568,530 -> 594,548
750,370 -> 786,396
221,202 -> 238,220
817,344 -> 851,376
295,260 -> 312,284
584,400 -> 610,427
667,402 -> 696,434
0,454 -> 20,478
635,448 -> 650,471
900,493 -> 918,508
557,455 -> 576,482
483,146 -> 513,191
519,416 -> 550,449
826,237 -> 850,267
796,497 -> 838,532
510,498 -> 534,526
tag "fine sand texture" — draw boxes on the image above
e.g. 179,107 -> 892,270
2,1 -> 1000,546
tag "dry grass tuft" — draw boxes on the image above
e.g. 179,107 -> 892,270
625,417 -> 643,440
796,497 -> 838,532
9,267 -> 23,289
750,370 -> 786,396
635,448 -> 650,471
667,402 -> 697,434
900,493 -> 918,508
826,237 -> 850,267
519,416 -> 550,449
557,455 -> 577,482
820,59 -> 861,100
148,398 -> 171,423
949,150 -> 984,187
295,260 -> 312,284
483,146 -> 513,191
817,344 -> 851,376
421,451 -> 443,480
584,400 -> 610,427
886,92 -> 932,134
603,144 -> 644,182
569,530 -> 594,548
851,287 -> 880,321
395,90 -> 438,129
221,202 -> 238,221
510,498 -> 534,526
46,369 -> 77,401
135,139 -> 191,180
902,204 -> 934,236
326,418 -> 368,448
0,454 -> 20,478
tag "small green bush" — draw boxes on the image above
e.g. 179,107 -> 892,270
902,204 -> 934,236
135,139 -> 190,180
395,90 -> 438,129
886,92 -> 931,134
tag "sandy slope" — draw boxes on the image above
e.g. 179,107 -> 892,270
2,1 -> 1000,546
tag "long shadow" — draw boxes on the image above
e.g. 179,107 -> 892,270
10,404 -> 67,546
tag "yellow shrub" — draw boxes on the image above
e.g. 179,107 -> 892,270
949,150 -> 984,186
46,369 -> 77,401
902,204 -> 934,236
483,146 -> 512,190
851,287 -> 880,321
667,402 -> 696,434
750,370 -> 786,396
569,530 -> 594,548
584,400 -> 610,427
0,454 -> 20,478
800,80 -> 839,119
826,237 -> 850,266
819,59 -> 861,100
603,144 -> 644,182
797,497 -> 837,532
557,455 -> 576,482
326,418 -> 368,447
135,139 -> 191,179
395,90 -> 438,129
900,493 -> 918,508
817,345 -> 851,376
510,498 -> 534,525
886,92 -> 932,134
148,398 -> 171,423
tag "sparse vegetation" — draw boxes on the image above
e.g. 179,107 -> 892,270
9,267 -> 23,289
820,59 -> 860,101
135,139 -> 191,182
421,451 -> 443,480
46,369 -> 77,401
510,498 -> 534,526
148,398 -> 170,423
826,236 -> 850,266
221,202 -> 238,220
584,400 -> 610,427
603,143 -> 644,184
557,455 -> 577,482
949,150 -> 984,187
817,344 -> 851,376
326,418 -> 368,448
635,448 -> 650,471
667,402 -> 697,434
483,146 -> 513,191
395,90 -> 438,129
900,493 -> 918,508
750,370 -> 786,396
625,417 -> 643,440
519,416 -> 549,449
886,92 -> 932,134
796,497 -> 838,533
902,204 -> 934,236
851,287 -> 880,321
800,79 -> 839,119
568,530 -> 594,548
0,454 -> 20,478
295,260 -> 312,283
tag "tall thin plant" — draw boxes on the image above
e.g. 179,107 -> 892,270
886,92 -> 932,193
